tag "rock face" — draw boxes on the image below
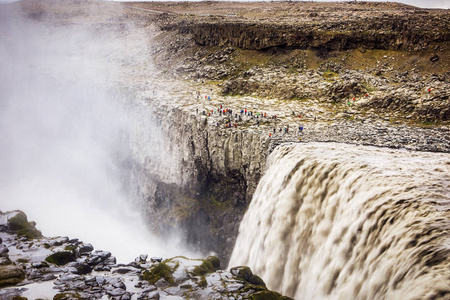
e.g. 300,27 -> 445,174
157,2 -> 450,51
0,211 -> 291,300
134,103 -> 270,263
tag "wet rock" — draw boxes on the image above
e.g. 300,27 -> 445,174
430,54 -> 439,62
67,262 -> 92,275
0,265 -> 25,286
0,244 -> 9,256
78,243 -> 94,254
150,257 -> 162,263
45,250 -> 75,266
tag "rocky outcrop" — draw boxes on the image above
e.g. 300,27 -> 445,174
155,2 -> 450,52
0,211 -> 291,300
134,103 -> 270,263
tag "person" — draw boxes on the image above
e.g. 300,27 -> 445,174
269,133 -> 271,137
273,127 -> 276,134
314,116 -> 316,122
234,123 -> 237,128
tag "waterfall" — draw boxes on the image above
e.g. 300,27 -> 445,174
229,142 -> 450,300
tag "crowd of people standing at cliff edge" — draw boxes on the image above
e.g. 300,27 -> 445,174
195,98 -> 309,140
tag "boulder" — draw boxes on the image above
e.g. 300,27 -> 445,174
0,265 -> 25,287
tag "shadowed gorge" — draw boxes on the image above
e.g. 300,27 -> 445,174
0,1 -> 449,299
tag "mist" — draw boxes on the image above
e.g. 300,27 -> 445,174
0,3 -> 194,263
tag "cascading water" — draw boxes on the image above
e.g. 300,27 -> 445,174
229,142 -> 450,300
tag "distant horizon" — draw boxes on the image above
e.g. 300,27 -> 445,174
0,0 -> 449,9
106,0 -> 450,10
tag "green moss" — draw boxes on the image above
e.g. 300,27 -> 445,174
231,266 -> 253,281
7,211 -> 42,240
53,293 -> 83,300
206,256 -> 221,270
249,290 -> 292,300
248,275 -> 266,288
197,275 -> 207,288
17,259 -> 29,263
64,245 -> 76,252
12,297 -> 28,300
45,251 -> 75,266
142,262 -> 175,286
192,260 -> 214,276
323,70 -> 338,78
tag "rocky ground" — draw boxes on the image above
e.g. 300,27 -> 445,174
3,0 -> 450,284
0,211 -> 291,300
136,1 -> 450,152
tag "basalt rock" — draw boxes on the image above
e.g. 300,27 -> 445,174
0,211 -> 290,299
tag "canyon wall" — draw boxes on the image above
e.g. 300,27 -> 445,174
133,102 -> 272,263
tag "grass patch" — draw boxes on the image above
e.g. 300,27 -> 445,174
7,211 -> 42,240
142,262 -> 175,286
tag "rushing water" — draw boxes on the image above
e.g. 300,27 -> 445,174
229,142 -> 450,299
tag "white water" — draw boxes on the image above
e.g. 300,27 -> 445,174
230,142 -> 450,299
0,3 -> 195,262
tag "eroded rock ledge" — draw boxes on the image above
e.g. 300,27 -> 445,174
0,210 -> 291,300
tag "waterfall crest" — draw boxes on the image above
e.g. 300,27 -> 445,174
229,142 -> 450,300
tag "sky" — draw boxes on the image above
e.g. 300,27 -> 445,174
0,0 -> 449,9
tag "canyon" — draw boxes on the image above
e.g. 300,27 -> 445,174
0,1 -> 449,299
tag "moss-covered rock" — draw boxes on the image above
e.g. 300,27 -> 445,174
192,259 -> 215,276
142,262 -> 175,286
7,211 -> 42,240
249,290 -> 293,300
230,266 -> 253,281
53,292 -> 83,300
248,274 -> 266,288
0,265 -> 25,287
45,251 -> 75,266
206,256 -> 221,270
